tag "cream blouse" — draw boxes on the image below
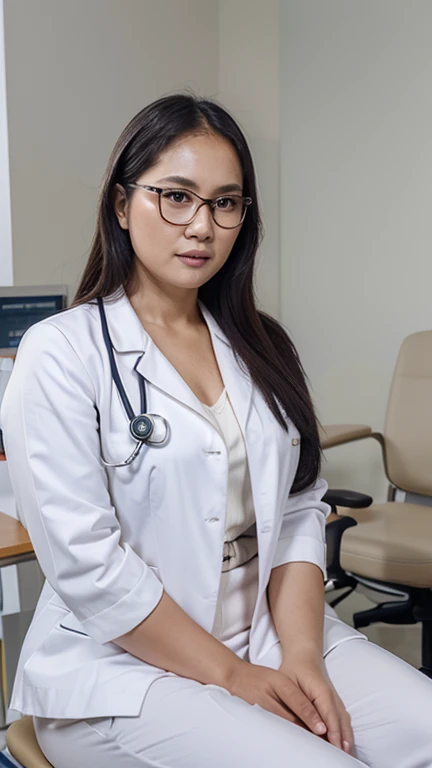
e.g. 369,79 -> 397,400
201,389 -> 258,571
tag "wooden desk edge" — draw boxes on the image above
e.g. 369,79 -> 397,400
0,510 -> 34,560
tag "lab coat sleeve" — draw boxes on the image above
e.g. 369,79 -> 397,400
0,321 -> 164,644
271,476 -> 330,579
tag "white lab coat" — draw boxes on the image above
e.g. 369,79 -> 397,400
0,287 -> 361,719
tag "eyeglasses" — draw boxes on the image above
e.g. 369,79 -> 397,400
127,183 -> 252,229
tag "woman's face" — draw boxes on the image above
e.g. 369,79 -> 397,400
114,132 -> 244,294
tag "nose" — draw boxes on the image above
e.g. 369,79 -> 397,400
184,203 -> 215,240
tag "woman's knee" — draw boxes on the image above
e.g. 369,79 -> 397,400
325,639 -> 432,767
139,678 -> 364,767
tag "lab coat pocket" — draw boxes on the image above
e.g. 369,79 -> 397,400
57,613 -> 91,638
84,716 -> 115,737
52,611 -> 126,659
56,566 -> 161,641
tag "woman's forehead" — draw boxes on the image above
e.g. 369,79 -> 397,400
147,133 -> 243,192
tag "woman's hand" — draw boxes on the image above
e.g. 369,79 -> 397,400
226,660 -> 328,736
278,652 -> 353,755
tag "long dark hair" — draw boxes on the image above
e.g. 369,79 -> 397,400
72,93 -> 322,492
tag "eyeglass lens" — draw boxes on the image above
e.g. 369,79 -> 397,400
160,189 -> 245,227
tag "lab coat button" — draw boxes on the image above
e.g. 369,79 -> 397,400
206,517 -> 220,523
261,524 -> 272,533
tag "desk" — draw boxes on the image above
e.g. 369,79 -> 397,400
0,508 -> 37,726
0,452 -> 36,567
0,511 -> 36,569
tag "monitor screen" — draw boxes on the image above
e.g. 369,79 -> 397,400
0,285 -> 68,354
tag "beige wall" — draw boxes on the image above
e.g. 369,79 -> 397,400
4,0 -> 219,302
0,0 -> 12,285
3,0 -> 280,314
218,0 -> 280,317
7,1 -> 429,502
280,0 -> 432,501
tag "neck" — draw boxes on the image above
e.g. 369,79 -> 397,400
126,266 -> 202,330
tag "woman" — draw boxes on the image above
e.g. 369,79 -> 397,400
2,94 -> 431,768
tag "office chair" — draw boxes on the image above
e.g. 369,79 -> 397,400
0,717 -> 52,767
322,330 -> 432,679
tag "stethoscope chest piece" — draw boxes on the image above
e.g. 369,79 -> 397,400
130,414 -> 154,441
129,414 -> 169,444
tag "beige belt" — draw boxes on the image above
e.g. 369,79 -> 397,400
222,536 -> 259,572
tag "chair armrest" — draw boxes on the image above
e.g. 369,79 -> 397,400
323,489 -> 373,509
319,424 -> 373,449
325,514 -> 358,588
323,489 -> 372,588
319,425 -> 391,489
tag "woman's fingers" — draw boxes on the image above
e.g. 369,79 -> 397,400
277,678 -> 327,736
314,689 -> 353,754
323,705 -> 343,751
338,703 -> 354,755
331,689 -> 354,755
259,699 -> 306,728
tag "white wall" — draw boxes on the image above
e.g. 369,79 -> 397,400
3,0 -> 219,302
280,0 -> 432,501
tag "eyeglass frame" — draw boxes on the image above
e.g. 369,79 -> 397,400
127,183 -> 252,229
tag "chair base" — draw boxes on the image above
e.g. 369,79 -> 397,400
352,585 -> 432,678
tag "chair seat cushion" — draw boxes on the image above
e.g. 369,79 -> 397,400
6,717 -> 53,768
338,502 -> 432,588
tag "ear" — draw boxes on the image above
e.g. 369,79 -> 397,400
113,183 -> 129,230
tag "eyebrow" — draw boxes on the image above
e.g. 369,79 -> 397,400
154,175 -> 243,195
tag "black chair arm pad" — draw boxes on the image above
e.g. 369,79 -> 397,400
323,489 -> 373,509
326,515 -> 358,587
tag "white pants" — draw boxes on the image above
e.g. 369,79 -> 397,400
34,556 -> 432,768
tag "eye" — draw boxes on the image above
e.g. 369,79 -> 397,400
215,196 -> 238,210
162,189 -> 192,205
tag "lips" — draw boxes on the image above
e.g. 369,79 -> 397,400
176,253 -> 211,268
177,251 -> 210,259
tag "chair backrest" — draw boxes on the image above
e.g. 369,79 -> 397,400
384,330 -> 432,496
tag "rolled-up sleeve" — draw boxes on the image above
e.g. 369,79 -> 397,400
271,476 -> 331,579
0,322 -> 163,644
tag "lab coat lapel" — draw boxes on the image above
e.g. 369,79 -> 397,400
103,289 -> 253,428
101,288 -> 146,353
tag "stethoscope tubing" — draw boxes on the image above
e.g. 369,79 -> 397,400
97,297 -> 169,467
97,296 -> 147,418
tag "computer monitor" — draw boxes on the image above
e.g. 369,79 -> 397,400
0,285 -> 68,357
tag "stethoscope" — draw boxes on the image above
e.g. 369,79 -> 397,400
97,297 -> 170,467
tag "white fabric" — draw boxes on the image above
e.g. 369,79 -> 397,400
0,286 -> 357,720
201,389 -> 256,543
33,557 -> 432,768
